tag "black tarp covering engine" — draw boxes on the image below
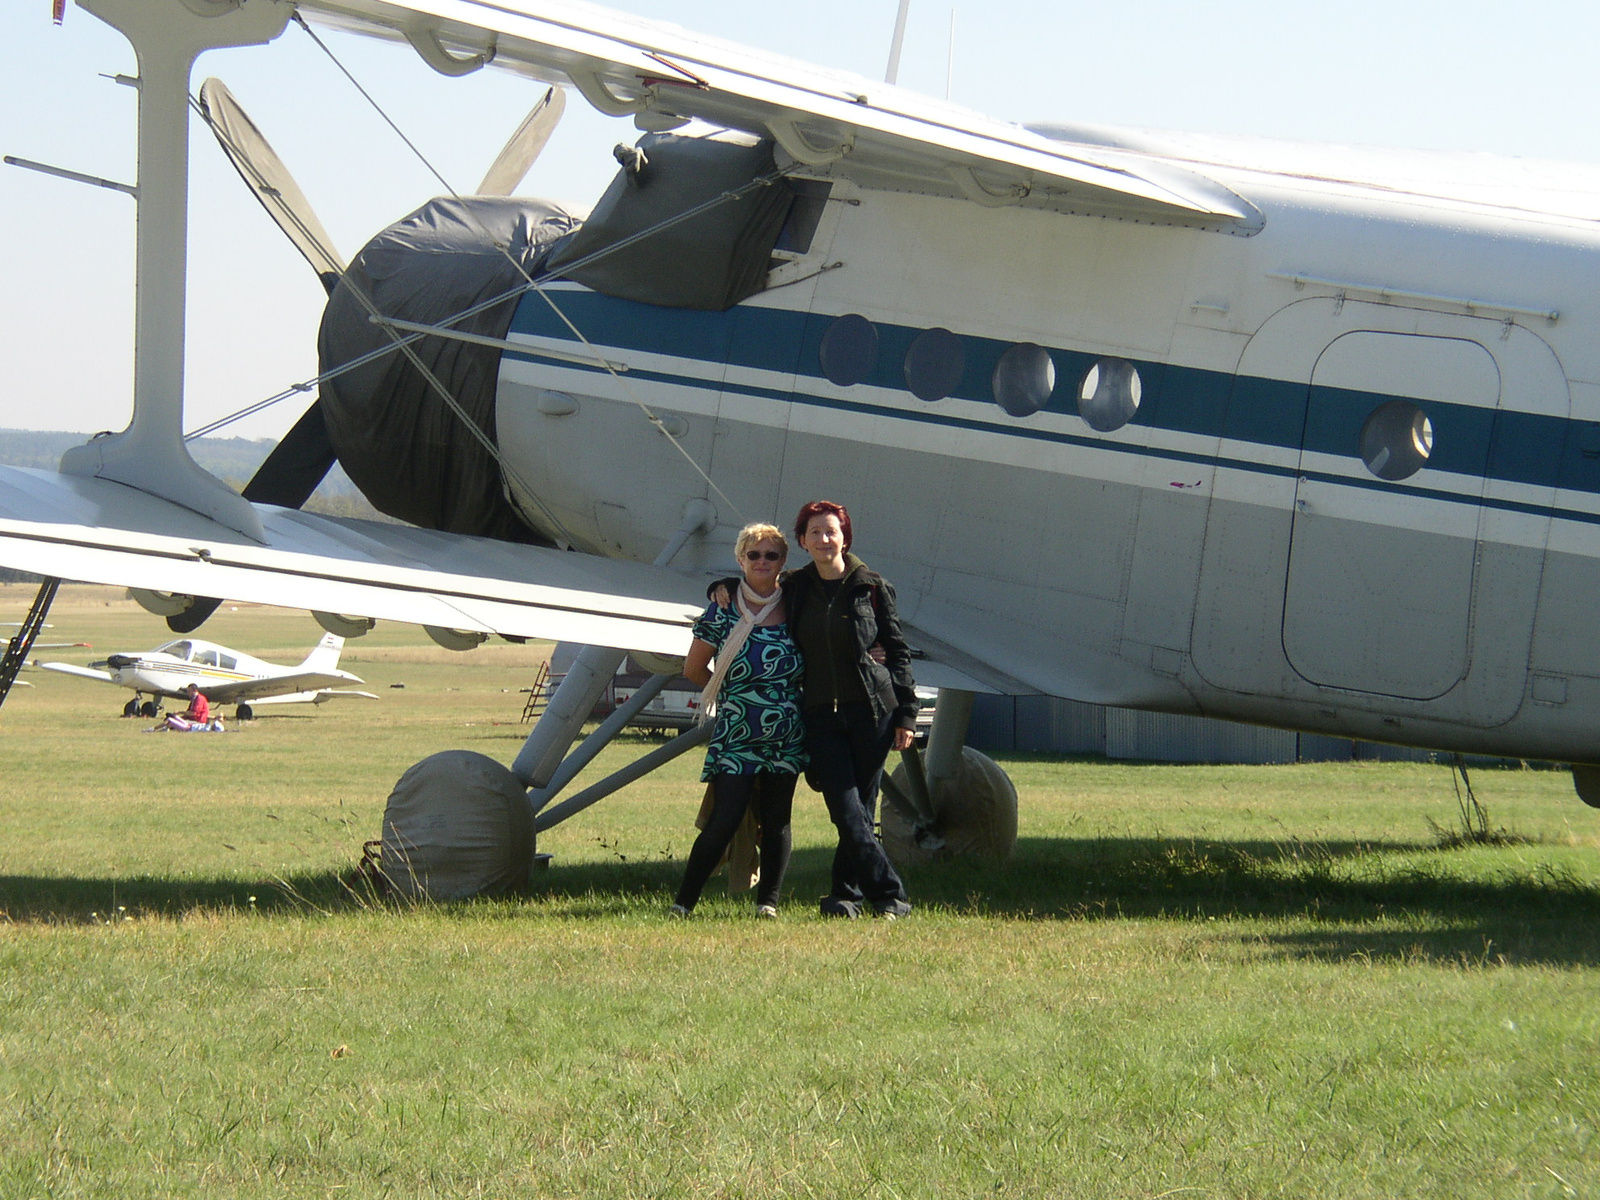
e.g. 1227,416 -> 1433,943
544,132 -> 794,311
317,196 -> 578,542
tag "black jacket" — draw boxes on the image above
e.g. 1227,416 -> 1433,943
781,556 -> 919,730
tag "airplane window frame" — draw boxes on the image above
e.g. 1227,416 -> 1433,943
819,313 -> 879,387
1359,399 -> 1435,481
992,342 -> 1057,417
1077,357 -> 1143,432
904,327 -> 966,403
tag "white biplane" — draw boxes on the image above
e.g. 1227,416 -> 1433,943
4,0 -> 1600,860
35,630 -> 375,720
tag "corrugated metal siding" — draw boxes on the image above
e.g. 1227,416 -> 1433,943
1105,708 -> 1298,764
1016,696 -> 1106,754
967,695 -> 1018,753
969,696 -> 1451,765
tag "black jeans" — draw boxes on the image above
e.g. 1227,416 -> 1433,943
804,703 -> 908,906
674,771 -> 796,911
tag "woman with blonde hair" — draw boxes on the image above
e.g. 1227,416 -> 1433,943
670,522 -> 806,916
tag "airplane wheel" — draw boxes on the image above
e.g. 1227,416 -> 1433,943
139,701 -> 160,718
122,698 -> 140,718
236,704 -> 254,722
883,747 -> 1018,866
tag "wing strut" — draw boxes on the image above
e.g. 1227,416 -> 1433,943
54,0 -> 290,541
0,577 -> 60,713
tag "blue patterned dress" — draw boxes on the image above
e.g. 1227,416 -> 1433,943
692,602 -> 808,780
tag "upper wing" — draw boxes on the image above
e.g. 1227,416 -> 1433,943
298,0 -> 1259,229
0,467 -> 703,657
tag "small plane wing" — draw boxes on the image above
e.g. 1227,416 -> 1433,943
297,0 -> 1258,228
0,466 -> 702,657
216,667 -> 370,703
249,689 -> 381,706
33,661 -> 114,683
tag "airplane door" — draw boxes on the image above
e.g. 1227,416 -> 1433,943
1193,297 -> 1565,727
1282,333 -> 1497,698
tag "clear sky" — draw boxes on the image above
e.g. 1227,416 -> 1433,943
5,0 -> 1600,440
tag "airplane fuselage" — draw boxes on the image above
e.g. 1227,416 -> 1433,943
489,137 -> 1600,765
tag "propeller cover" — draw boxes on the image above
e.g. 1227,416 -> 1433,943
316,197 -> 577,543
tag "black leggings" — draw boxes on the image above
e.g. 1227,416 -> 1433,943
804,702 -> 907,906
674,771 -> 796,910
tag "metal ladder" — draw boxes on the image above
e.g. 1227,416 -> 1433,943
519,661 -> 555,724
0,577 -> 61,713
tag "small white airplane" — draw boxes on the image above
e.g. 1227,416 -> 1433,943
35,632 -> 376,720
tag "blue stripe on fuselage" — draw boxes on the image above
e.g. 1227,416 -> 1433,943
506,290 -> 1587,507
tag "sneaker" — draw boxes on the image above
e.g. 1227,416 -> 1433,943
873,899 -> 913,920
819,895 -> 860,919
668,904 -> 691,918
755,904 -> 778,919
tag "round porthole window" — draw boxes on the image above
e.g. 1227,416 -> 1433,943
819,314 -> 878,386
1359,400 -> 1434,481
992,343 -> 1056,417
904,327 -> 965,402
1077,358 -> 1141,432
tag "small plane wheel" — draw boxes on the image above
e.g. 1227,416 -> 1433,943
236,704 -> 254,722
139,700 -> 160,718
122,698 -> 141,718
883,747 -> 1019,866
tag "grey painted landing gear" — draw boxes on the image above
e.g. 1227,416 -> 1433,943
881,688 -> 1019,866
373,504 -> 720,900
1572,765 -> 1600,808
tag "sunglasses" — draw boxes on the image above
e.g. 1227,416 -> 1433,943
744,550 -> 784,562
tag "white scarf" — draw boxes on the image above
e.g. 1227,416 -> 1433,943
696,580 -> 782,724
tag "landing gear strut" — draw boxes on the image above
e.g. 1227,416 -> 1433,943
374,502 -> 718,897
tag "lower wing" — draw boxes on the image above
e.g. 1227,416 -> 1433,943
1,466 -> 1031,695
0,466 -> 703,658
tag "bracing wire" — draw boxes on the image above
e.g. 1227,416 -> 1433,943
182,168 -> 787,443
290,11 -> 755,525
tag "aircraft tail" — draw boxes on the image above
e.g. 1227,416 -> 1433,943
299,632 -> 345,672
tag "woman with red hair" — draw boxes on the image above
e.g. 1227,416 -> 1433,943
782,500 -> 917,918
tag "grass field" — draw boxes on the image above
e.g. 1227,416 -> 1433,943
2,584 -> 1598,1198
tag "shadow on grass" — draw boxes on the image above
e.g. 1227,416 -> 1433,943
0,870 -> 352,924
4,834 -> 1598,966
520,836 -> 1600,964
